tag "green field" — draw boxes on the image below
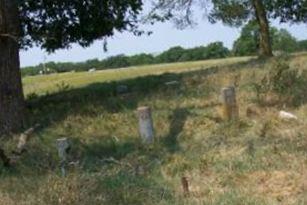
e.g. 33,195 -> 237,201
1,54 -> 306,205
23,56 -> 253,95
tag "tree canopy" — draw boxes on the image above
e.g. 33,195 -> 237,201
150,0 -> 307,27
210,0 -> 307,25
19,0 -> 144,52
149,0 -> 307,57
0,0 -> 145,134
233,21 -> 300,56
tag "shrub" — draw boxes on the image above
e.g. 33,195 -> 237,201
252,57 -> 307,106
56,81 -> 71,93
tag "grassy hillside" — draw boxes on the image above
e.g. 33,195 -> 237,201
22,56 -> 252,96
1,54 -> 307,205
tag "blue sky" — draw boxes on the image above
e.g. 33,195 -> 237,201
20,19 -> 307,67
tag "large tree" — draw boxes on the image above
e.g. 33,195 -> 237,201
233,21 -> 298,56
0,0 -> 143,135
149,0 -> 307,57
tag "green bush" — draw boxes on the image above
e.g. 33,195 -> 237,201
298,40 -> 307,51
252,57 -> 307,106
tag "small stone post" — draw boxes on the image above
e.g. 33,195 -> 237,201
56,138 -> 70,177
137,106 -> 154,144
220,86 -> 238,121
181,176 -> 190,197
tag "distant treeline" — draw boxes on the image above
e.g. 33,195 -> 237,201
22,25 -> 307,77
21,41 -> 230,77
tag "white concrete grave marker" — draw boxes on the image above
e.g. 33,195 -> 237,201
56,138 -> 70,177
137,107 -> 154,144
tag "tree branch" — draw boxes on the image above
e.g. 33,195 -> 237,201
0,33 -> 18,42
12,123 -> 41,155
0,124 -> 40,167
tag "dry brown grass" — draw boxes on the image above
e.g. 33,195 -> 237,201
1,54 -> 307,205
243,170 -> 304,204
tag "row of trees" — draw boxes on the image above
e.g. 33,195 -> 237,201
21,42 -> 230,76
22,25 -> 307,77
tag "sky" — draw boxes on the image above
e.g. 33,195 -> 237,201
20,18 -> 307,67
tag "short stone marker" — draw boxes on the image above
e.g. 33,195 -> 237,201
137,106 -> 154,144
116,85 -> 129,94
181,176 -> 190,197
56,138 -> 70,177
220,86 -> 238,121
165,80 -> 179,87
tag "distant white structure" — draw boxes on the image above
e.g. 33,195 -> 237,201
39,67 -> 53,75
88,68 -> 96,72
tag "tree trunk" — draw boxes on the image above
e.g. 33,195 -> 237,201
0,0 -> 25,136
252,0 -> 273,57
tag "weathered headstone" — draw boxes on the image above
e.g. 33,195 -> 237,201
220,86 -> 238,121
56,138 -> 70,177
165,80 -> 179,87
137,107 -> 154,144
181,176 -> 190,197
117,85 -> 129,94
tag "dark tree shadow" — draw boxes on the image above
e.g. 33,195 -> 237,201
163,108 -> 190,152
70,136 -> 138,172
0,58 -> 270,173
24,58 -> 263,132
